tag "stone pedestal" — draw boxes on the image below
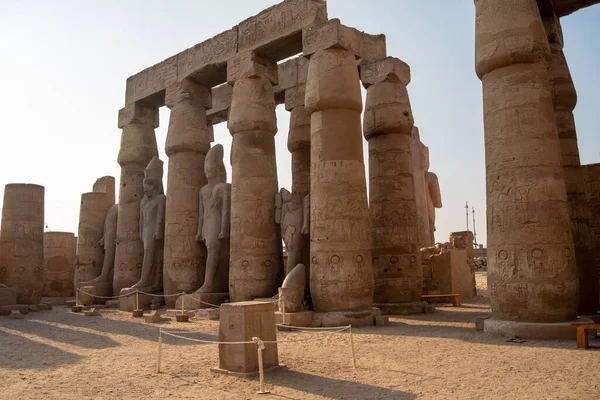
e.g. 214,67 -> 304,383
475,0 -> 578,323
214,301 -> 279,375
163,80 -> 212,307
483,317 -> 594,340
227,52 -> 281,302
276,310 -> 313,327
78,286 -> 96,306
0,184 -> 45,304
424,248 -> 476,298
113,104 -> 159,295
0,286 -> 16,306
374,301 -> 430,316
174,292 -> 229,310
305,45 -> 373,314
43,232 -> 76,297
361,56 -> 422,304
311,308 -> 381,328
118,290 -> 154,312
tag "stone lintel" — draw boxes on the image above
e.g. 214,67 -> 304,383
226,51 -> 278,85
274,56 -> 309,93
284,84 -> 306,110
360,56 -> 410,88
165,79 -> 212,109
118,103 -> 159,129
207,84 -> 233,125
302,19 -> 386,62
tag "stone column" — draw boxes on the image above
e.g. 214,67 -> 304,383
43,231 -> 76,297
304,45 -> 373,317
475,0 -> 578,323
75,176 -> 115,290
227,52 -> 281,302
545,14 -> 599,315
411,127 -> 430,248
113,103 -> 159,295
163,80 -> 212,307
361,57 -> 421,304
582,163 -> 600,308
0,184 -> 45,304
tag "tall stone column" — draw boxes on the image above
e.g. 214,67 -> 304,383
361,57 -> 421,304
43,231 -> 76,297
113,103 -> 159,295
582,163 -> 600,308
411,127 -> 430,248
545,14 -> 599,315
227,51 -> 281,302
475,0 -> 578,324
304,46 -> 373,318
163,80 -> 212,307
0,184 -> 45,304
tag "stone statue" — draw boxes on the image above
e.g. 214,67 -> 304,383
124,156 -> 166,294
275,188 -> 309,276
87,204 -> 118,288
279,263 -> 306,313
194,144 -> 231,294
422,145 -> 442,245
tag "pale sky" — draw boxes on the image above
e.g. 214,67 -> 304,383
1,0 -> 599,246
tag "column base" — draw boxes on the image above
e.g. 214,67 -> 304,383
483,317 -> 595,340
118,288 -> 157,311
374,301 -> 435,315
276,311 -> 313,327
175,292 -> 229,310
310,308 -> 381,327
80,281 -> 113,304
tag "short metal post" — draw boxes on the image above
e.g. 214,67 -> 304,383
278,288 -> 286,325
181,294 -> 185,315
157,328 -> 162,373
349,325 -> 357,368
253,337 -> 269,394
75,288 -> 79,306
136,291 -> 140,310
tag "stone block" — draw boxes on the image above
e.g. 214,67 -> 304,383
284,85 -> 306,111
311,308 -> 381,327
253,298 -> 279,312
119,291 -> 153,312
78,286 -> 96,307
484,318 -> 595,340
275,56 -> 309,93
424,304 -> 436,314
65,299 -> 77,307
84,308 -> 100,317
125,56 -> 178,106
475,316 -> 490,332
132,309 -> 144,318
28,304 -> 49,312
216,301 -> 278,374
207,84 -> 233,125
71,305 -> 83,313
195,308 -> 220,320
237,0 -> 328,59
275,311 -> 313,327
303,19 -> 386,61
118,103 -> 159,129
226,51 -> 278,85
9,310 -> 24,319
145,310 -> 162,323
175,292 -> 229,310
166,309 -> 196,318
374,302 -> 427,316
106,300 -> 119,308
0,304 -> 29,316
360,57 -> 411,88
0,286 -> 16,306
376,316 -> 390,326
175,314 -> 189,323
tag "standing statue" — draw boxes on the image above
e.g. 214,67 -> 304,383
83,204 -> 119,297
275,188 -> 310,276
193,144 -> 231,294
422,145 -> 442,245
122,156 -> 166,294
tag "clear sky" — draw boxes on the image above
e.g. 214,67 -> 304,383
0,0 -> 599,246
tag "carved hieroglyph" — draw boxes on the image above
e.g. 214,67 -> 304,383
475,0 -> 578,322
163,79 -> 213,306
43,231 -> 76,297
194,144 -> 231,294
545,14 -> 599,315
227,52 -> 281,302
113,104 -> 159,295
305,47 -> 374,313
0,184 -> 45,304
75,176 -> 115,290
122,156 -> 166,294
361,56 -> 422,303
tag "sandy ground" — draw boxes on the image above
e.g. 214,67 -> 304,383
1,273 -> 598,400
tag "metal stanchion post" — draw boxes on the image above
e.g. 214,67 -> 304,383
75,288 -> 79,306
136,291 -> 140,310
253,337 -> 269,394
157,328 -> 163,373
349,325 -> 357,368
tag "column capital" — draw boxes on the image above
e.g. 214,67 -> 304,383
226,51 -> 278,86
360,57 -> 410,89
165,79 -> 212,110
118,103 -> 159,129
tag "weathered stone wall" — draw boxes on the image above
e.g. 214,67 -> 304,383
43,232 -> 76,297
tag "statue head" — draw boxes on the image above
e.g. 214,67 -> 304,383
205,144 -> 227,183
143,156 -> 164,198
420,144 -> 430,172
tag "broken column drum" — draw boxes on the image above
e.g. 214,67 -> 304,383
163,80 -> 213,306
113,104 -> 159,295
227,52 -> 281,302
475,0 -> 578,322
361,57 -> 422,303
545,14 -> 599,315
0,184 -> 45,304
305,47 -> 374,313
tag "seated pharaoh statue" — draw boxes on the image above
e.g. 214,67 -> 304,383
175,144 -> 231,309
120,156 -> 166,299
